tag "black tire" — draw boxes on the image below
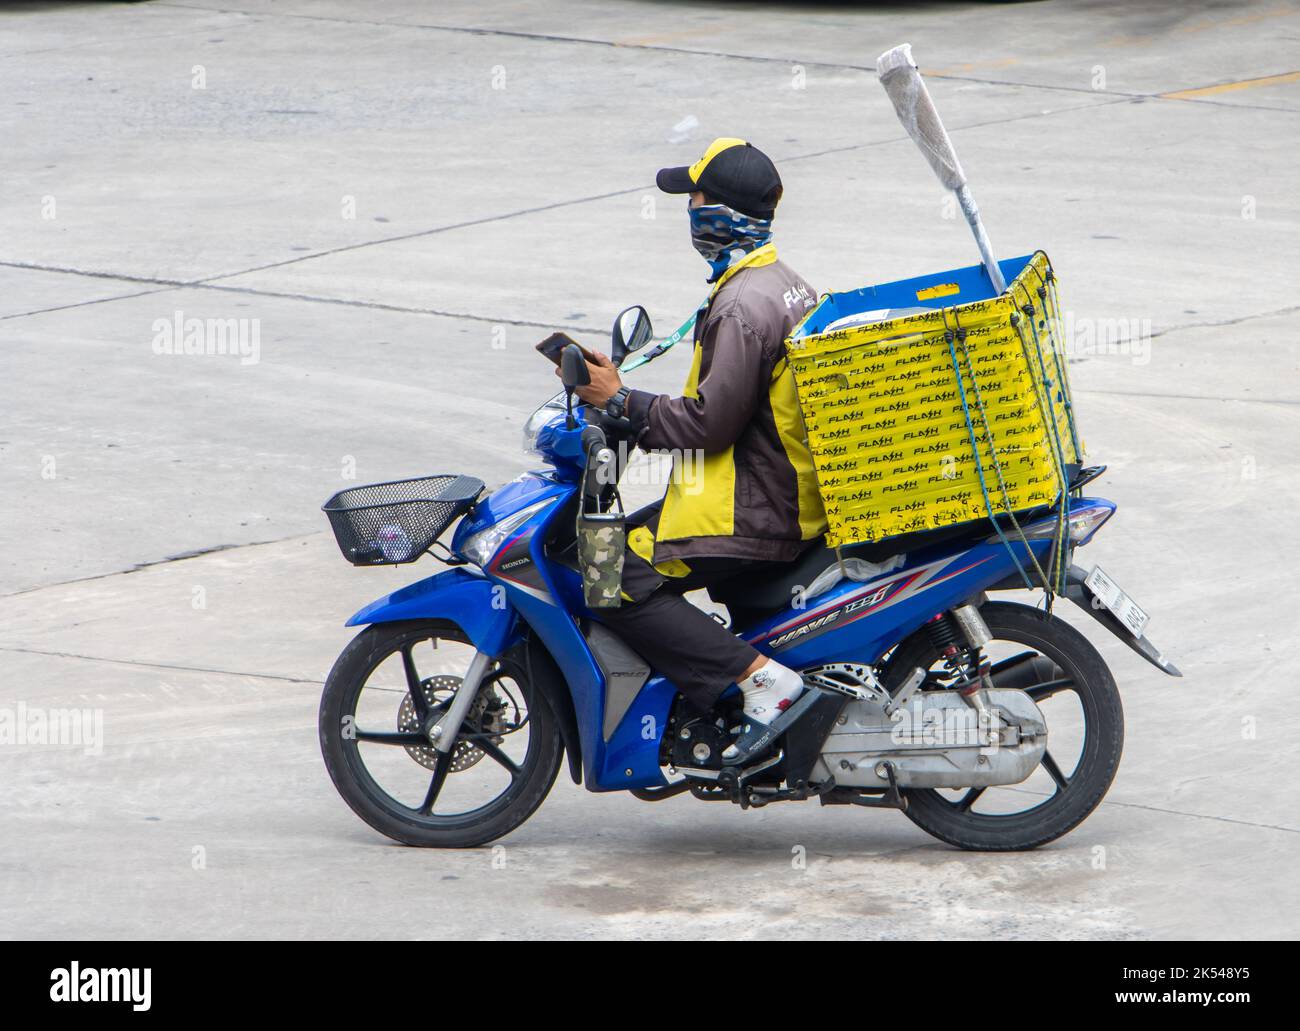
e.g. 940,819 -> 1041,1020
319,620 -> 563,848
885,601 -> 1123,851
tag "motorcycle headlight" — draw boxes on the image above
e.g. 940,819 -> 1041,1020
459,499 -> 555,568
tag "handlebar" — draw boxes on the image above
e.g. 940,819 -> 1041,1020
580,420 -> 620,500
580,423 -> 607,454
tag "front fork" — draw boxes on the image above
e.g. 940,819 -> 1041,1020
425,650 -> 493,751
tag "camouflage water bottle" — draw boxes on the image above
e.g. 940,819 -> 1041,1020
577,513 -> 626,608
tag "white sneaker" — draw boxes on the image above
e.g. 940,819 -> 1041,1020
721,661 -> 805,762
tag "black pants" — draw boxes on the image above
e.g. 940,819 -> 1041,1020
594,504 -> 780,709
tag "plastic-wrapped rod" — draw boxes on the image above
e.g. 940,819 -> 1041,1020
877,43 -> 1007,294
956,184 -> 1006,294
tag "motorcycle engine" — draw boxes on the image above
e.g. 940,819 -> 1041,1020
669,713 -> 732,771
814,687 -> 1048,789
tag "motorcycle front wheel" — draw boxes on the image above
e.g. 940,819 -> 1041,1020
319,620 -> 563,848
884,601 -> 1124,851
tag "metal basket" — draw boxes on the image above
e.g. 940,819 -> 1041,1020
322,474 -> 484,566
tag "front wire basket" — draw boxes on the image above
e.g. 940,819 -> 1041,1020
322,474 -> 484,566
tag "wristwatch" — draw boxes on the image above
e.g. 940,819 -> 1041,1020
605,386 -> 631,420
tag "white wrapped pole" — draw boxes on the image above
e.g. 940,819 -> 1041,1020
876,43 -> 1006,294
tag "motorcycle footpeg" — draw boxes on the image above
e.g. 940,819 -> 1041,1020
722,687 -> 827,768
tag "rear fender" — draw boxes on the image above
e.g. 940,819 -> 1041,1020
1062,564 -> 1182,676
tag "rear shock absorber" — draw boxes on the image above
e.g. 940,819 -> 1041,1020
925,611 -> 963,654
927,611 -> 999,748
925,611 -> 993,696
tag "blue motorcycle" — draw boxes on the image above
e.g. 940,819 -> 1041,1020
318,307 -> 1179,850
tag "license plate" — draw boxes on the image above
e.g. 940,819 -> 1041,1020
1085,566 -> 1150,637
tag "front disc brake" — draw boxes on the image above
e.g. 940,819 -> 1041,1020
397,674 -> 488,773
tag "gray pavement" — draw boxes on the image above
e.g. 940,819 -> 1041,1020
1,0 -> 1297,940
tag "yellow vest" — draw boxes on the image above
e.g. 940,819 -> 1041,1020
630,245 -> 827,576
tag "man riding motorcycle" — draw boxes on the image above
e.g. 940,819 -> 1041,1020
318,125 -> 1171,850
568,138 -> 825,762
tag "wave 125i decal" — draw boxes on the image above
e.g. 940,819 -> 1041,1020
753,553 -> 989,650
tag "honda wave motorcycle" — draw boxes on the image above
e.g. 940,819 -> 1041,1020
318,306 -> 1179,851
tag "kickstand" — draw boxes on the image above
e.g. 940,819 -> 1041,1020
847,761 -> 908,811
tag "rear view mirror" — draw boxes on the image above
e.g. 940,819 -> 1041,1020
611,306 -> 653,367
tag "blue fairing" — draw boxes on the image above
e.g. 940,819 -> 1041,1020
346,566 -> 522,657
451,471 -> 572,547
531,408 -> 589,482
741,538 -> 1041,668
601,674 -> 679,783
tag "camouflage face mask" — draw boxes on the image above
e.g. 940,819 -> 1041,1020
688,203 -> 773,282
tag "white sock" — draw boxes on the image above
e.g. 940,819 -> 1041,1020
737,660 -> 804,723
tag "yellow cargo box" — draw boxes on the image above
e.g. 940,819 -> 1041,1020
786,251 -> 1082,547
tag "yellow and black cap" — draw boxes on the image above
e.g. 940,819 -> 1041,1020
656,137 -> 783,220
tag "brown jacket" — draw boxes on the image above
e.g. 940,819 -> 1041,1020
625,246 -> 827,566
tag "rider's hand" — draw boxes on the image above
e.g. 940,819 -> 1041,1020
565,350 -> 622,407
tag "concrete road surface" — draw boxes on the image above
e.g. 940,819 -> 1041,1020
1,0 -> 1297,940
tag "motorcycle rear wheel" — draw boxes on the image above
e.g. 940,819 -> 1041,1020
885,601 -> 1124,851
319,620 -> 563,848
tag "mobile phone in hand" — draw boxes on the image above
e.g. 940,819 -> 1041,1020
536,332 -> 599,366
